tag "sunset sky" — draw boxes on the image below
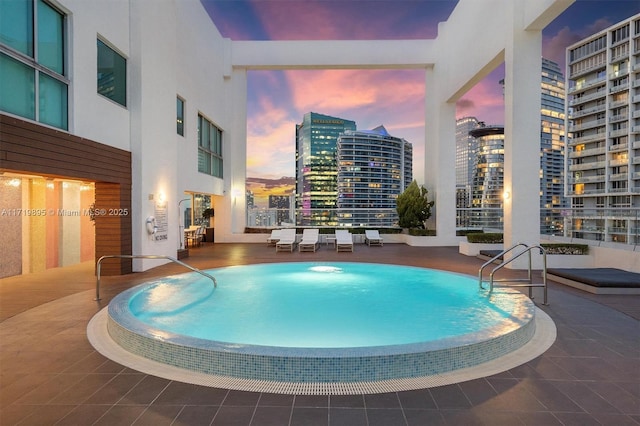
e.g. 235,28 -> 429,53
201,0 -> 640,188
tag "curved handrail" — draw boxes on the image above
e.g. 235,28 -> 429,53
486,245 -> 548,305
95,254 -> 217,301
478,242 -> 529,289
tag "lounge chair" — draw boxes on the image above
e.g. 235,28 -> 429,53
365,230 -> 383,246
275,228 -> 297,252
335,229 -> 353,252
267,229 -> 281,246
298,228 -> 320,252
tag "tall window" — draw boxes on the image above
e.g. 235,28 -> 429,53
198,114 -> 223,178
97,39 -> 126,107
177,97 -> 185,136
0,0 -> 67,129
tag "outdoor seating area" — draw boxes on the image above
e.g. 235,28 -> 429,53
268,229 -> 388,253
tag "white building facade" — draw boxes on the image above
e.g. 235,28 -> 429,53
0,0 -> 578,276
565,14 -> 640,244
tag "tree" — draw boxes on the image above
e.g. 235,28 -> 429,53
396,180 -> 434,229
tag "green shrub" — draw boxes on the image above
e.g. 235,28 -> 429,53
466,233 -> 503,243
408,228 -> 436,236
456,229 -> 484,236
540,243 -> 589,255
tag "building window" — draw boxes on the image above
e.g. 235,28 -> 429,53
177,97 -> 185,136
0,0 -> 67,130
198,114 -> 223,178
97,39 -> 126,107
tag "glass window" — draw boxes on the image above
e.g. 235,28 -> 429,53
0,0 -> 33,56
0,0 -> 67,130
97,39 -> 126,107
177,97 -> 185,136
39,72 -> 67,129
37,0 -> 64,74
0,53 -> 35,119
197,114 -> 223,178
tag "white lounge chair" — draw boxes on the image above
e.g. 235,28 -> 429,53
275,228 -> 297,252
267,229 -> 281,246
335,229 -> 353,252
298,229 -> 320,252
365,230 -> 383,246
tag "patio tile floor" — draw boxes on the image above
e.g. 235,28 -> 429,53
1,244 -> 638,425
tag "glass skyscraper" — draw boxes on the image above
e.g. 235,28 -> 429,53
336,126 -> 412,227
295,112 -> 356,226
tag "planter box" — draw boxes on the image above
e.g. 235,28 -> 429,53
545,254 -> 592,268
459,241 -> 502,256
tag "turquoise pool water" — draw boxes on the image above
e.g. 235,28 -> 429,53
128,262 -> 518,348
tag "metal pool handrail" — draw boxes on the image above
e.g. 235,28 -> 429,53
95,255 -> 217,301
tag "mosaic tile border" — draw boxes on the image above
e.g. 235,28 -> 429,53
88,308 -> 556,395
105,282 -> 536,383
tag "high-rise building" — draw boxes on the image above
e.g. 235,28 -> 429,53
540,58 -> 568,235
336,125 -> 412,227
565,14 -> 640,244
295,112 -> 356,226
469,125 -> 505,229
268,195 -> 291,225
455,117 -> 481,208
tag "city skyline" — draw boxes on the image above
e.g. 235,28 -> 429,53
202,0 -> 640,190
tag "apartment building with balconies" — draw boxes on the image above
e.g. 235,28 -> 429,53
565,13 -> 640,244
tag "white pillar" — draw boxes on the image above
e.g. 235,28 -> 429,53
503,1 -> 542,267
228,68 -> 248,235
425,67 -> 457,243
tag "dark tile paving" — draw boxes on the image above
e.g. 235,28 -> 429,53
1,244 -> 639,425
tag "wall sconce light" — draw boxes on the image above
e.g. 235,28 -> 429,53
157,192 -> 166,205
503,191 -> 511,200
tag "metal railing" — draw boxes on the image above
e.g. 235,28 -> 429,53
95,254 -> 217,301
478,243 -> 548,305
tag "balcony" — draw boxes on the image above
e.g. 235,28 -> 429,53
633,110 -> 640,119
569,146 -> 606,158
608,173 -> 629,181
609,83 -> 629,93
568,133 -> 606,145
568,90 -> 606,106
608,143 -> 628,152
569,118 -> 606,132
609,158 -> 629,166
609,69 -> 629,79
570,104 -> 606,118
632,126 -> 640,134
568,175 -> 605,184
569,161 -> 606,171
609,128 -> 629,138
609,113 -> 628,122
568,77 -> 607,94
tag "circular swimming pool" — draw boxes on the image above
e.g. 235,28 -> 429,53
105,262 -> 537,387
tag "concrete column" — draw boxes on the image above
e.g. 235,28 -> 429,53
503,1 -> 543,267
425,67 -> 457,243
227,68 -> 248,235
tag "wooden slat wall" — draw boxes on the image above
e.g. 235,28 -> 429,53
1,114 -> 133,275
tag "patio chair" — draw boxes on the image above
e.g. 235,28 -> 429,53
365,229 -> 383,246
298,229 -> 320,252
187,225 -> 204,247
335,229 -> 353,252
275,228 -> 298,252
267,229 -> 281,246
